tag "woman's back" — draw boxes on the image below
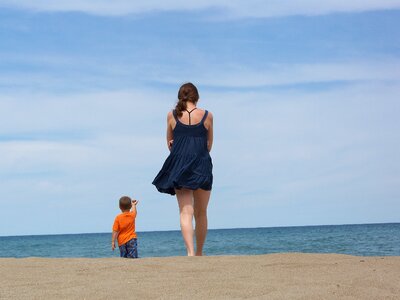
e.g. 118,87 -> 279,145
171,109 -> 210,155
174,108 -> 207,126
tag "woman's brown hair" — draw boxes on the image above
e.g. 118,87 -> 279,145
175,82 -> 199,117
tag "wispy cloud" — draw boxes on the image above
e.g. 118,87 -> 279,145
0,90 -> 170,134
147,60 -> 400,87
1,54 -> 399,91
1,0 -> 400,17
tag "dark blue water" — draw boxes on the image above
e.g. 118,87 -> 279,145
1,223 -> 399,258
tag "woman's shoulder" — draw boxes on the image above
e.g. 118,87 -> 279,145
202,109 -> 213,129
196,108 -> 212,115
201,109 -> 213,120
167,110 -> 175,120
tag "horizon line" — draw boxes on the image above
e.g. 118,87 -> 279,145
1,221 -> 398,238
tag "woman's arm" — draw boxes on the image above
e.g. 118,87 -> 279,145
166,111 -> 174,150
206,112 -> 213,152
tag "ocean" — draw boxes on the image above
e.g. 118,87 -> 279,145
1,223 -> 399,258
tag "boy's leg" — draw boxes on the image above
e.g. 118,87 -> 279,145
126,238 -> 138,259
119,244 -> 128,258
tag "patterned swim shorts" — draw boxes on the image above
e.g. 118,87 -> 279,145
119,238 -> 138,258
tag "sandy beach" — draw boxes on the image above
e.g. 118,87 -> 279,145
1,253 -> 399,299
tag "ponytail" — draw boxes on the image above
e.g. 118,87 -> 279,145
175,82 -> 199,117
175,99 -> 187,117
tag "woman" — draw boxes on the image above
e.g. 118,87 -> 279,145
152,82 -> 213,256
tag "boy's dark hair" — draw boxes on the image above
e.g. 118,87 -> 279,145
119,196 -> 132,210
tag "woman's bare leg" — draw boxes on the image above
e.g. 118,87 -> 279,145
193,189 -> 211,256
175,188 -> 195,256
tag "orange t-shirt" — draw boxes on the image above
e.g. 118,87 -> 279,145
112,211 -> 137,246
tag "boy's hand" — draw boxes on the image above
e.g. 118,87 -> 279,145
132,199 -> 139,206
111,242 -> 115,251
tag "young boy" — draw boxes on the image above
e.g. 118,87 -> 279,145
112,196 -> 139,258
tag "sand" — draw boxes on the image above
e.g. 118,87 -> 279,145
1,253 -> 399,299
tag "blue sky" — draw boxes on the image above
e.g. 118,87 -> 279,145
0,1 -> 399,236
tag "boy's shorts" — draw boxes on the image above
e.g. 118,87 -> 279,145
119,238 -> 138,258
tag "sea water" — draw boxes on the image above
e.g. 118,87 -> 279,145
0,223 -> 399,258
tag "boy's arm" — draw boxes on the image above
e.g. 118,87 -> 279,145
111,231 -> 118,251
131,199 -> 139,214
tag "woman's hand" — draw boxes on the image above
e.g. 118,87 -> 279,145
168,139 -> 174,150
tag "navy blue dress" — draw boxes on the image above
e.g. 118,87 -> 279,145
152,110 -> 213,195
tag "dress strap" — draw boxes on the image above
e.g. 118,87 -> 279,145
201,110 -> 209,124
185,107 -> 197,125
